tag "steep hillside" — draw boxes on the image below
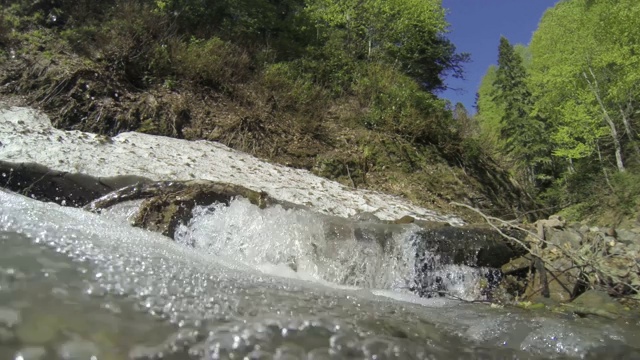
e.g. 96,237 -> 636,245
0,0 -> 533,220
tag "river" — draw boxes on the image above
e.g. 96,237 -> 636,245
1,189 -> 639,359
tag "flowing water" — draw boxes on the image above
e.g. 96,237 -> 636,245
1,189 -> 639,359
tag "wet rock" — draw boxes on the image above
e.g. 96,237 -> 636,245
87,180 -> 298,238
411,225 -> 527,297
545,227 -> 583,249
567,290 -> 627,319
0,160 -> 149,207
393,215 -> 415,224
501,255 -> 533,275
15,347 -> 47,360
353,223 -> 400,252
536,215 -> 566,231
413,220 -> 451,230
0,327 -> 15,344
57,339 -> 100,359
413,225 -> 527,268
349,212 -> 381,223
0,307 -> 21,328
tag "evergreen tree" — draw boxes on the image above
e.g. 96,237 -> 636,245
452,102 -> 477,137
493,36 -> 549,186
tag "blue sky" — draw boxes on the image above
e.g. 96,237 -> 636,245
440,0 -> 559,113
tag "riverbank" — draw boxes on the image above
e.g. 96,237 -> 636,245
0,104 -> 463,224
2,104 -> 639,316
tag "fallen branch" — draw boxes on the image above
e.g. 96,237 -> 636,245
450,201 -> 638,300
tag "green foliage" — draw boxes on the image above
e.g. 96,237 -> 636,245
351,62 -> 448,142
475,66 -> 503,144
522,0 -> 640,221
154,0 -> 313,59
609,172 -> 640,217
260,62 -> 328,119
1,0 -> 496,218
529,0 -> 640,167
493,36 -> 552,187
306,0 -> 468,91
173,37 -> 251,89
299,32 -> 360,96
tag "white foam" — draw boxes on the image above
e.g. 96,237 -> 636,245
174,198 -> 417,290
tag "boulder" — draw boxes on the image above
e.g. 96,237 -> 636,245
545,227 -> 583,249
536,215 -> 566,232
0,160 -> 148,207
501,255 -> 533,275
86,180 -> 299,238
412,225 -> 527,268
410,225 -> 527,297
393,215 -> 415,224
566,290 -> 627,319
616,228 -> 639,246
349,212 -> 382,223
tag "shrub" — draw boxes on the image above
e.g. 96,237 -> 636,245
93,1 -> 172,86
260,62 -> 326,117
173,37 -> 251,90
610,171 -> 640,217
351,62 -> 448,143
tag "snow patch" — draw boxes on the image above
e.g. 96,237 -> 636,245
0,106 -> 463,225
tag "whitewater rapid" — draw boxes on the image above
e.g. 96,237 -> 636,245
1,189 -> 639,359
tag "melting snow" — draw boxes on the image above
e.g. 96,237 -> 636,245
0,106 -> 463,225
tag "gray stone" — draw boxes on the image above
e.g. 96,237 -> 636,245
349,212 -> 381,223
608,243 -> 627,256
536,215 -> 565,231
546,228 -> 583,249
616,229 -> 639,246
128,344 -> 165,359
569,290 -> 627,319
57,339 -> 100,359
0,307 -> 21,328
0,327 -> 15,344
15,347 -> 47,360
501,255 -> 532,275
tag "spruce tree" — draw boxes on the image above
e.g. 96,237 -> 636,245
493,36 -> 549,187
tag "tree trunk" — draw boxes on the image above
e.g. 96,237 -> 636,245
568,158 -> 575,174
620,105 -> 640,160
583,68 -> 625,172
597,142 -> 614,192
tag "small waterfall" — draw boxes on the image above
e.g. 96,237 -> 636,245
2,190 -> 638,359
173,198 -> 490,300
